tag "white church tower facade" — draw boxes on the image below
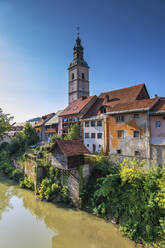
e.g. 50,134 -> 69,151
68,31 -> 90,104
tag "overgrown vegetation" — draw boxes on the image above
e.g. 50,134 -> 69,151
7,123 -> 39,156
81,157 -> 165,247
64,123 -> 81,140
38,166 -> 71,203
0,150 -> 23,181
20,176 -> 34,190
50,135 -> 62,144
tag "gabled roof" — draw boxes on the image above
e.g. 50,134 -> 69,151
45,110 -> 63,126
107,98 -> 157,114
59,96 -> 97,116
50,140 -> 90,157
99,83 -> 149,106
35,113 -> 55,127
82,98 -> 104,119
150,98 -> 165,114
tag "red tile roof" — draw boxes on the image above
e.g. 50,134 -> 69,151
99,83 -> 149,106
35,113 -> 55,127
59,96 -> 97,116
107,98 -> 157,114
50,140 -> 90,157
82,98 -> 104,119
150,98 -> 165,114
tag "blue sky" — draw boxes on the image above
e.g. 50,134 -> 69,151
0,0 -> 165,122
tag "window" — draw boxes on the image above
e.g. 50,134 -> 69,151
134,114 -> 139,118
135,151 -> 140,156
100,106 -> 106,114
133,130 -> 140,138
99,144 -> 102,148
116,116 -> 125,123
117,130 -> 124,139
85,133 -> 89,138
156,121 -> 161,128
97,133 -> 102,139
91,133 -> 96,138
82,73 -> 85,79
85,121 -> 89,127
63,118 -> 68,122
91,121 -> 96,127
72,73 -> 74,80
117,149 -> 122,154
97,120 -> 102,127
87,144 -> 89,147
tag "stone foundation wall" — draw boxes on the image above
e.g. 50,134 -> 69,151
150,145 -> 165,165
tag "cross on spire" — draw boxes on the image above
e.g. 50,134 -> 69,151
77,24 -> 80,38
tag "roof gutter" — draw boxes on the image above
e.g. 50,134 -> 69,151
106,108 -> 149,115
150,110 -> 165,115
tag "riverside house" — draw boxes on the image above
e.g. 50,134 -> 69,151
44,110 -> 63,142
106,98 -> 158,159
58,95 -> 97,136
149,97 -> 165,165
82,97 -> 105,154
35,113 -> 55,141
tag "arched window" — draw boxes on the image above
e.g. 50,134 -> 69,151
72,73 -> 74,80
82,73 -> 85,79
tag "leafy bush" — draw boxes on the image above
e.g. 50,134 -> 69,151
39,177 -> 60,200
20,176 -> 34,190
82,157 -> 165,246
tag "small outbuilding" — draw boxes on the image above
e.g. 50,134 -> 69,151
49,140 -> 90,206
50,140 -> 90,170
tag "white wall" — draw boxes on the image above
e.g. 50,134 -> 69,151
83,117 -> 104,153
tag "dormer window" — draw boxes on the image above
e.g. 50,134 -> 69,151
100,106 -> 106,113
72,73 -> 74,80
82,73 -> 85,79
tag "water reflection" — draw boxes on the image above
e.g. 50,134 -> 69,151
0,175 -> 135,248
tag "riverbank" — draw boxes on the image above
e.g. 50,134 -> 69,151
1,145 -> 165,247
0,173 -> 136,248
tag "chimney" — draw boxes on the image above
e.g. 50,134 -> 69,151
154,94 -> 158,98
82,96 -> 87,100
105,95 -> 109,103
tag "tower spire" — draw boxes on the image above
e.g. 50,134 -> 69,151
68,27 -> 90,104
77,24 -> 80,38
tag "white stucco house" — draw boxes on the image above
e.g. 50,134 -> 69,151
82,98 -> 105,154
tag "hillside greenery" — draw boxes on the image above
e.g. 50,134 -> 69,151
81,157 -> 165,247
0,108 -> 13,139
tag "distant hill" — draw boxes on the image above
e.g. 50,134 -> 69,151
27,117 -> 41,123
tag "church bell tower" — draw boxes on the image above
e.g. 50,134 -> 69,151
68,27 -> 90,104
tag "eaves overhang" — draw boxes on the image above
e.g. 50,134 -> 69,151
106,108 -> 149,115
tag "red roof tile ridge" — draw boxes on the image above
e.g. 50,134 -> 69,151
99,83 -> 145,96
50,139 -> 90,156
59,95 -> 97,116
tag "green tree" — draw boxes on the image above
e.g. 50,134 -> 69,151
9,131 -> 26,155
64,123 -> 81,140
0,108 -> 13,139
24,123 -> 38,146
9,123 -> 38,156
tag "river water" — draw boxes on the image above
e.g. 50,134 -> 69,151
0,175 -> 135,248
